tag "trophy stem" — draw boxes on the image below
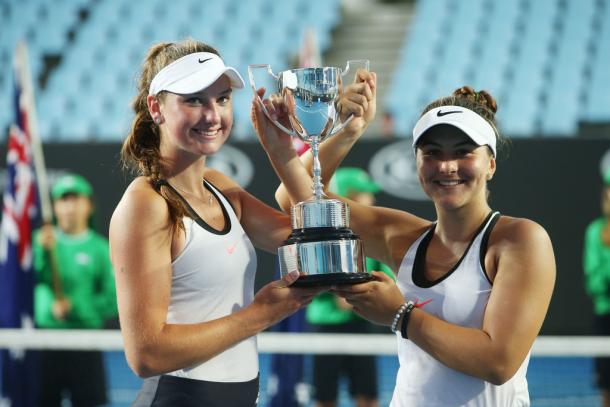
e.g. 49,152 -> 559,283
310,136 -> 325,200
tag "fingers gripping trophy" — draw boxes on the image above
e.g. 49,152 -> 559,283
249,60 -> 373,287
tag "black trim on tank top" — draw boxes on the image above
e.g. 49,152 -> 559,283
479,212 -> 501,285
203,179 -> 238,215
160,180 -> 231,235
412,211 -> 495,288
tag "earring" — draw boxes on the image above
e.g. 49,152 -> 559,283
154,116 -> 163,125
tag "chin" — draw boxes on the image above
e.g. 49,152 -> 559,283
433,196 -> 466,210
201,143 -> 225,156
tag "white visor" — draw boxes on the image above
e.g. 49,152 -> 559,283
148,52 -> 245,95
412,106 -> 497,157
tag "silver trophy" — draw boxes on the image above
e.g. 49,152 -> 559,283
249,60 -> 372,286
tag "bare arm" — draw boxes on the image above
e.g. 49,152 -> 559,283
335,195 -> 430,270
336,217 -> 556,384
110,178 -> 319,378
204,169 -> 294,253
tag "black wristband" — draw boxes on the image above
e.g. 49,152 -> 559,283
400,302 -> 415,339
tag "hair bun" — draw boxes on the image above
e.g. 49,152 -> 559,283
452,86 -> 497,114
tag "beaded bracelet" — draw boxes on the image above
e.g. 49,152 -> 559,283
390,303 -> 408,333
400,301 -> 416,339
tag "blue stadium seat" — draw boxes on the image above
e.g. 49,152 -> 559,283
583,3 -> 610,122
15,0 -> 341,141
469,1 -> 520,93
8,0 -> 607,140
386,0 -> 610,138
538,0 -> 595,135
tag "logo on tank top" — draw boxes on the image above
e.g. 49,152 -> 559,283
414,298 -> 433,308
226,241 -> 238,254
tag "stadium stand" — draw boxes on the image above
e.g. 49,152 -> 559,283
0,0 -> 341,141
2,0 -> 609,141
385,0 -> 610,138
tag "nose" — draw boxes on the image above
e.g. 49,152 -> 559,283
202,102 -> 221,125
438,158 -> 458,174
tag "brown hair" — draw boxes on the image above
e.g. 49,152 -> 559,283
421,86 -> 509,156
121,38 -> 220,230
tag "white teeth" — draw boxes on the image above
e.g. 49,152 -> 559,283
438,180 -> 461,186
194,129 -> 218,136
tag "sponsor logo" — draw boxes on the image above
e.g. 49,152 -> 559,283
436,109 -> 462,117
369,140 -> 429,201
226,242 -> 238,255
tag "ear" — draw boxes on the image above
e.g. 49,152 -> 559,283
487,156 -> 496,181
147,95 -> 164,124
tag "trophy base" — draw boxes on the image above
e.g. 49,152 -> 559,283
290,272 -> 374,287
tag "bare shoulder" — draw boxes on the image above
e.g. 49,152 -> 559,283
487,215 -> 555,282
492,215 -> 552,247
204,168 -> 241,190
110,177 -> 169,233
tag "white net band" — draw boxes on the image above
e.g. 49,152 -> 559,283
1,329 -> 610,356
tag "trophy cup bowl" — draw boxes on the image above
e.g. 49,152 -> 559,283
249,60 -> 373,287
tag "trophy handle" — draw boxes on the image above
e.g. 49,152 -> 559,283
247,64 -> 297,137
342,59 -> 370,78
329,59 -> 371,136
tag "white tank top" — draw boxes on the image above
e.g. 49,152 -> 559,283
164,180 -> 258,382
392,212 -> 531,407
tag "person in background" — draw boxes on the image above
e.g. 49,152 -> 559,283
34,173 -> 117,407
308,167 -> 393,407
583,169 -> 610,407
380,110 -> 396,138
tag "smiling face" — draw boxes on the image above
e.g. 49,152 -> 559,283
151,75 -> 234,159
416,124 -> 496,211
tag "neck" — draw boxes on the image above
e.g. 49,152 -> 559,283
434,202 -> 491,243
159,135 -> 208,185
164,157 -> 208,192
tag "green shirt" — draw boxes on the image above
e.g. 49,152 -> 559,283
33,228 -> 117,329
583,218 -> 610,315
306,258 -> 395,325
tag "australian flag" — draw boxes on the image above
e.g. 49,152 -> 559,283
0,42 -> 42,407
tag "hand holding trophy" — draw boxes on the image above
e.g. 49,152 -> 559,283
249,60 -> 373,287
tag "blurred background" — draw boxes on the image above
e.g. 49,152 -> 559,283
2,0 -> 608,141
1,0 -> 610,405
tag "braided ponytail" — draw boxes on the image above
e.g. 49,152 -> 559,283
121,38 -> 221,229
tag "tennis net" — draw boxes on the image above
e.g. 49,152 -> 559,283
0,329 -> 608,406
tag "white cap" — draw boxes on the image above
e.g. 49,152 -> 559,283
148,52 -> 245,95
412,105 -> 497,157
